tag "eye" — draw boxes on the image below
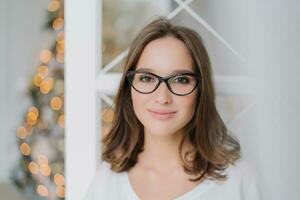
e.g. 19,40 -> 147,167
138,74 -> 155,82
173,76 -> 190,84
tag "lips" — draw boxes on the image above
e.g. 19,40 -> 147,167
148,109 -> 177,114
147,109 -> 177,120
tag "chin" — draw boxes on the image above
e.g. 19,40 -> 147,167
144,125 -> 181,137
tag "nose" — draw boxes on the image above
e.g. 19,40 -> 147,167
153,82 -> 172,104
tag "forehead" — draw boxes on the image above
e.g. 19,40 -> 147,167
135,67 -> 194,76
136,36 -> 194,75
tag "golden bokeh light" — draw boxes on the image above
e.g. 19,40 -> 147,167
50,96 -> 63,110
56,40 -> 64,53
37,185 -> 48,197
40,164 -> 51,176
28,162 -> 39,174
17,126 -> 27,139
38,155 -> 49,165
58,115 -> 64,128
26,107 -> 39,126
40,49 -> 52,63
33,74 -> 43,87
56,186 -> 65,198
20,143 -> 31,156
26,114 -> 37,125
54,173 -> 65,186
53,17 -> 64,30
48,0 -> 60,12
101,126 -> 111,137
38,65 -> 49,79
29,106 -> 39,116
40,78 -> 54,94
102,108 -> 114,123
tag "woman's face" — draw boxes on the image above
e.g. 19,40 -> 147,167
131,36 -> 198,138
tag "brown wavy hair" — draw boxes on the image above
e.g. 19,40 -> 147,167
101,17 -> 241,182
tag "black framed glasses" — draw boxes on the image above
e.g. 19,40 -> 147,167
126,70 -> 201,96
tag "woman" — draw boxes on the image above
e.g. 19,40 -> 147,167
85,17 -> 261,200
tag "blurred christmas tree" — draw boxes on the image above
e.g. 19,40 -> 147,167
11,0 -> 65,199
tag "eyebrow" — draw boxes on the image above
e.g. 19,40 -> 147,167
136,67 -> 194,74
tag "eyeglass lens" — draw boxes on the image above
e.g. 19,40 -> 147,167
129,72 -> 198,95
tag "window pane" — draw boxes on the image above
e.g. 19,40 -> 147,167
102,0 -> 172,72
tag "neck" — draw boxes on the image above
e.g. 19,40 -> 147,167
138,129 -> 188,171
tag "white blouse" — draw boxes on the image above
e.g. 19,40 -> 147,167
84,159 -> 261,200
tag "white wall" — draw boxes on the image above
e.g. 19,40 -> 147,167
0,0 -> 51,182
0,2 -> 9,177
253,1 -> 300,200
193,0 -> 300,199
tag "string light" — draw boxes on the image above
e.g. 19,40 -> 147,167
28,162 -> 39,174
37,155 -> 51,176
33,74 -> 43,87
40,77 -> 54,94
47,0 -> 60,12
20,143 -> 31,156
58,115 -> 64,128
17,126 -> 27,139
40,164 -> 51,176
50,96 -> 63,110
37,185 -> 48,197
102,108 -> 114,123
17,0 -> 65,198
26,107 -> 39,126
101,126 -> 111,137
55,32 -> 65,63
38,155 -> 49,165
37,65 -> 49,79
56,40 -> 64,54
53,17 -> 64,30
39,49 -> 52,64
54,173 -> 65,186
29,106 -> 39,116
56,185 -> 65,198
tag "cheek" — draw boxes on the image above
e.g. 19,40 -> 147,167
131,88 -> 146,114
182,93 -> 197,118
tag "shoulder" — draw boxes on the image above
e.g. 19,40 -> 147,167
221,158 -> 260,187
176,159 -> 261,200
222,158 -> 261,199
93,161 -> 122,186
226,158 -> 259,179
95,161 -> 114,177
84,161 -> 126,200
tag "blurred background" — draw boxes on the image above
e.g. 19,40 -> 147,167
0,0 -> 299,199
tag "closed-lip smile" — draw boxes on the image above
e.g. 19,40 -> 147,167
148,109 -> 177,114
147,109 -> 177,120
